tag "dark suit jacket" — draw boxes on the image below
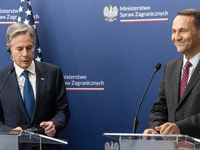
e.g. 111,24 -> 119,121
148,56 -> 200,138
0,60 -> 70,149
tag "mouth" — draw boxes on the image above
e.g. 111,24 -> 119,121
22,60 -> 30,63
175,41 -> 185,46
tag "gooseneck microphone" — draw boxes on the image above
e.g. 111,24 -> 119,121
133,63 -> 161,133
0,67 -> 15,92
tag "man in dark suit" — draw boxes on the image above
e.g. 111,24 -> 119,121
143,9 -> 200,138
0,23 -> 70,149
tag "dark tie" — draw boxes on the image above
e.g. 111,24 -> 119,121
22,70 -> 35,119
180,61 -> 192,99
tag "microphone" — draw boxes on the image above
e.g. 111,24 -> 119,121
26,127 -> 45,134
0,67 -> 15,92
132,63 -> 161,133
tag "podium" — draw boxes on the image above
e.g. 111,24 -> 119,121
0,129 -> 68,150
103,133 -> 200,150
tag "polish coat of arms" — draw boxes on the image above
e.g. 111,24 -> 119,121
104,141 -> 119,150
103,5 -> 118,22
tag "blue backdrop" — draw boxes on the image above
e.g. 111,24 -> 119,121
0,0 -> 199,149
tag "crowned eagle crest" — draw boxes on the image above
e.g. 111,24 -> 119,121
104,141 -> 119,150
103,5 -> 118,22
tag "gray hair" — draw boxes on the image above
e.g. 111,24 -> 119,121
6,23 -> 36,49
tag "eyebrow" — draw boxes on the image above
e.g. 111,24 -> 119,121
26,45 -> 34,48
16,45 -> 34,49
172,27 -> 189,31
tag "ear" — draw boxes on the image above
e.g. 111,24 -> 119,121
7,44 -> 11,54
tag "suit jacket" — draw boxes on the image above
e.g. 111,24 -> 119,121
148,56 -> 200,138
0,60 -> 70,149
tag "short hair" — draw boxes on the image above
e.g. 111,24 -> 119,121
6,23 -> 36,49
177,9 -> 200,30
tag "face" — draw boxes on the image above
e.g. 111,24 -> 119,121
10,34 -> 34,69
171,15 -> 200,59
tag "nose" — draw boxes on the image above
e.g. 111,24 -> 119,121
173,32 -> 182,41
22,49 -> 29,57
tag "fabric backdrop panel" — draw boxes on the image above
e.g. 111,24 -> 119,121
0,0 -> 199,149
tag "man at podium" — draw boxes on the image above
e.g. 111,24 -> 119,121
0,23 -> 70,149
143,9 -> 200,139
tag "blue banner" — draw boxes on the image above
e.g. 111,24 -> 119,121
0,0 -> 199,149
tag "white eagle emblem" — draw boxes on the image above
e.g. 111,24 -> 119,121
104,141 -> 119,150
103,5 -> 118,22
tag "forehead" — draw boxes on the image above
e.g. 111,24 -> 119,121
12,34 -> 33,46
172,15 -> 195,29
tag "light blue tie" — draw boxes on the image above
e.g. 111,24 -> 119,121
22,70 -> 35,119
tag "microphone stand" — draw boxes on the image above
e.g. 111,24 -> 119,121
133,64 -> 161,133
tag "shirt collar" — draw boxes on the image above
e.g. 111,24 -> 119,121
14,60 -> 36,77
183,52 -> 200,68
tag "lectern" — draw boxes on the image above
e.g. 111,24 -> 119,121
0,129 -> 68,150
103,133 -> 200,150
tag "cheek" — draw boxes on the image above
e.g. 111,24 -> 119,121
11,53 -> 21,60
30,50 -> 34,55
171,35 -> 175,42
10,53 -> 15,59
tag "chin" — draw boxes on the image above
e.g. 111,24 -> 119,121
176,48 -> 186,54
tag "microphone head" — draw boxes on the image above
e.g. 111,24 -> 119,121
9,67 -> 15,73
155,63 -> 162,71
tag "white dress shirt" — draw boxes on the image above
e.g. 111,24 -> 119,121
14,60 -> 36,101
182,52 -> 200,82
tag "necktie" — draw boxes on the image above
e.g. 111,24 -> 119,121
22,70 -> 35,119
180,61 -> 192,99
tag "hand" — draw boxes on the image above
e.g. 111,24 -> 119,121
155,122 -> 180,134
142,129 -> 158,140
13,127 -> 22,130
40,121 -> 56,137
10,127 -> 22,134
143,128 -> 158,134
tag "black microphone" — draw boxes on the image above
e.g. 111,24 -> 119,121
132,63 -> 161,133
0,67 -> 15,92
26,127 -> 45,134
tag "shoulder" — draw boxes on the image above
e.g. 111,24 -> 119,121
167,57 -> 182,66
164,57 -> 182,69
0,65 -> 10,73
35,60 -> 61,70
0,64 -> 13,78
162,56 -> 182,75
34,60 -> 63,77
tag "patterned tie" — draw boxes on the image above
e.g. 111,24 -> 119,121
22,70 -> 35,119
180,61 -> 192,99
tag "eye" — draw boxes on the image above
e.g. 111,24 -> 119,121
172,30 -> 176,34
180,28 -> 188,33
16,48 -> 23,51
26,46 -> 33,50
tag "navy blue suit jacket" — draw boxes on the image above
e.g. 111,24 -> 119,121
0,60 -> 70,149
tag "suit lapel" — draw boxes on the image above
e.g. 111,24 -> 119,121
31,61 -> 46,122
172,58 -> 183,106
8,66 -> 28,118
180,60 -> 200,102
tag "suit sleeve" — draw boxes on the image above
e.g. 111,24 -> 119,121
0,69 -> 15,130
50,68 -> 70,134
0,101 -> 13,130
175,115 -> 200,138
